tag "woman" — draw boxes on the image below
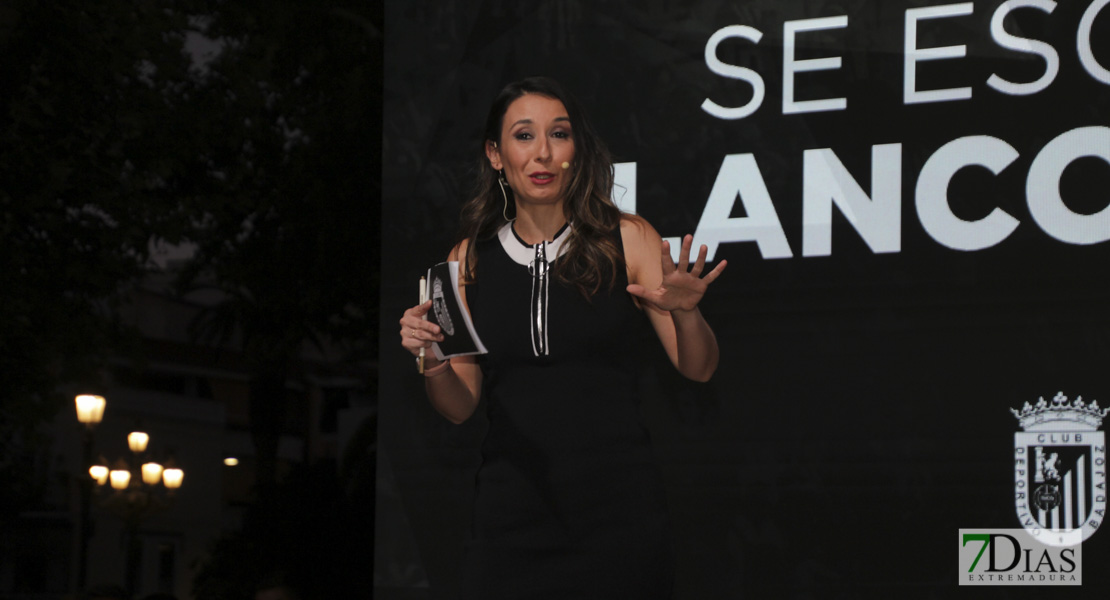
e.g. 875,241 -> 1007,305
399,77 -> 726,598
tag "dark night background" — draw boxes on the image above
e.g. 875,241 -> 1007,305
3,0 -> 382,598
0,0 -> 1107,599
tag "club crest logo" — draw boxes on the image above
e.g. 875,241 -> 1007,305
1013,392 -> 1108,546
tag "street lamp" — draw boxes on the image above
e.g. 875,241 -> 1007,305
127,431 -> 149,453
74,394 -> 105,592
75,395 -> 106,427
91,448 -> 184,496
161,459 -> 184,490
89,464 -> 110,486
88,432 -> 185,596
73,395 -> 186,597
108,458 -> 132,491
141,461 -> 164,486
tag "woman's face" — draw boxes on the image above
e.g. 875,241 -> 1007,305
486,94 -> 575,209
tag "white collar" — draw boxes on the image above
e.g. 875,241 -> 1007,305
497,222 -> 571,266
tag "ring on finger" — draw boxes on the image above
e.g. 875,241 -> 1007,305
410,328 -> 417,338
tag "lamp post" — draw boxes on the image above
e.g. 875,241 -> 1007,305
74,395 -> 185,596
92,432 -> 184,594
74,394 -> 106,591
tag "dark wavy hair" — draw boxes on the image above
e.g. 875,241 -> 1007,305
456,76 -> 624,297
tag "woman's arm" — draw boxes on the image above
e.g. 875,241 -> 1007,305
398,242 -> 483,423
621,216 -> 727,382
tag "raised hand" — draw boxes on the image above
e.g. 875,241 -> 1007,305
399,300 -> 444,357
626,234 -> 726,312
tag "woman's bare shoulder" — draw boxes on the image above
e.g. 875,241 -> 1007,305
448,239 -> 469,261
449,239 -> 478,286
620,214 -> 662,248
619,214 -> 664,286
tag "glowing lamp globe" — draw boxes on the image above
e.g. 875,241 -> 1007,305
74,395 -> 106,426
162,468 -> 184,490
89,465 -> 109,486
127,431 -> 149,453
141,462 -> 164,485
109,469 -> 131,490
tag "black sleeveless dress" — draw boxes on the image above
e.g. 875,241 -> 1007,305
459,222 -> 673,599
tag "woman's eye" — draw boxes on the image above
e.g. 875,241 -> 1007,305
514,132 -> 532,140
553,131 -> 570,139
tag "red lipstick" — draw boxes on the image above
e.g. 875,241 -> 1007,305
529,171 -> 555,185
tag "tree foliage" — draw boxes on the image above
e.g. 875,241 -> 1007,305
1,0 -> 193,400
1,0 -> 198,518
173,0 -> 382,483
1,0 -> 381,549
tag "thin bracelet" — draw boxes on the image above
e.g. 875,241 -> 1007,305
423,358 -> 451,377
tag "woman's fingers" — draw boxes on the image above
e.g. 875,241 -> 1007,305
677,234 -> 692,272
411,299 -> 433,317
702,259 -> 727,284
666,235 -> 718,280
402,324 -> 442,342
399,301 -> 444,355
690,244 -> 708,276
400,301 -> 436,332
400,329 -> 440,356
659,240 -> 676,275
638,235 -> 726,311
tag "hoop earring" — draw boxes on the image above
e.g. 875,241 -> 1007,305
498,171 -> 514,222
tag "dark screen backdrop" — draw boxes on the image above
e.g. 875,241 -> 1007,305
377,1 -> 1110,597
